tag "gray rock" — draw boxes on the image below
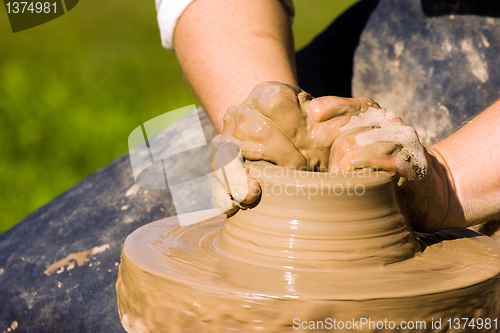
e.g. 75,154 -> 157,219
353,0 -> 500,145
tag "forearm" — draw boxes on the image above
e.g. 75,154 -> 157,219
174,0 -> 297,132
431,99 -> 500,227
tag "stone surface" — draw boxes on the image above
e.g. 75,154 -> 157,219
0,108 -> 217,333
353,0 -> 500,145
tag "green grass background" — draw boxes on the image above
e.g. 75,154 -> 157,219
0,0 -> 357,233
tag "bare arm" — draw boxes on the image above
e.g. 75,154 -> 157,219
174,0 -> 297,132
431,99 -> 500,228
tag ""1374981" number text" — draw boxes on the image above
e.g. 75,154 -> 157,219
6,2 -> 57,14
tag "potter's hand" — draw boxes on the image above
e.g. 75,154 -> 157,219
212,81 -> 380,214
329,107 -> 451,232
211,142 -> 260,215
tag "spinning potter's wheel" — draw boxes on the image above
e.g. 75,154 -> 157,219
116,162 -> 500,333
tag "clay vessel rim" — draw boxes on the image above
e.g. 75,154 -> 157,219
248,161 -> 395,186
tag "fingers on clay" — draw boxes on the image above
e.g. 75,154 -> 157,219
308,96 -> 382,123
252,83 -> 306,139
213,105 -> 304,167
213,105 -> 239,143
212,178 -> 238,214
330,138 -> 401,172
350,97 -> 382,111
242,175 -> 261,205
354,126 -> 427,181
229,106 -> 285,145
212,158 -> 260,212
211,142 -> 249,204
229,108 -> 307,167
340,108 -> 404,133
212,163 -> 256,209
297,90 -> 314,105
308,96 -> 361,122
222,153 -> 249,204
330,126 -> 375,163
211,141 -> 241,172
330,133 -> 361,167
222,105 -> 238,131
238,140 -> 306,168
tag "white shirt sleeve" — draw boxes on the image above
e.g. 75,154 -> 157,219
155,0 -> 295,51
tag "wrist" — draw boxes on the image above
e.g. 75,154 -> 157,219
426,145 -> 467,230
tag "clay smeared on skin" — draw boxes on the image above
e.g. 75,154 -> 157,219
214,85 -> 428,184
213,82 -> 381,171
211,82 -> 387,212
117,162 -> 500,332
339,107 -> 428,181
212,87 -> 442,229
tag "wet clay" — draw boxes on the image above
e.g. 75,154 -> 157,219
213,82 -> 380,171
211,81 -> 388,213
116,162 -> 500,333
44,244 -> 110,276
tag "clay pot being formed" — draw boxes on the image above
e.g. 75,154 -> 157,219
116,161 -> 500,333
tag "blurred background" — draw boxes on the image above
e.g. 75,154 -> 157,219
0,0 -> 357,233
